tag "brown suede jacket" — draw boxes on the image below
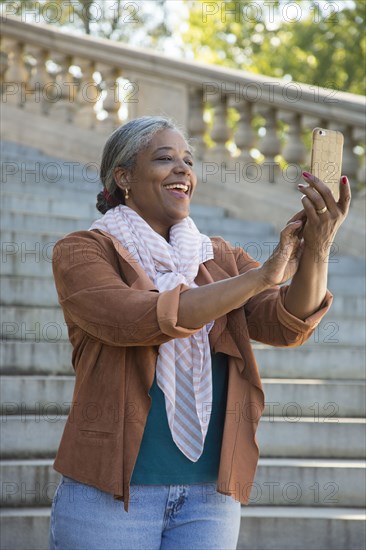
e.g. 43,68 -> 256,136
51,228 -> 332,511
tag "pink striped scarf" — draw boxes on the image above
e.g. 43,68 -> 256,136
90,205 -> 214,461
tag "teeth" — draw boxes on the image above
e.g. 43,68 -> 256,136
164,183 -> 189,192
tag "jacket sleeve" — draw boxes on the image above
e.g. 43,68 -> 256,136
233,243 -> 333,347
52,232 -> 202,347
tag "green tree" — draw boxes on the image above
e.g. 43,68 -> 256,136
2,0 -> 364,94
0,0 -> 171,47
180,0 -> 365,94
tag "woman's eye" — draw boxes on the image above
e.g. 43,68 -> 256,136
156,156 -> 193,166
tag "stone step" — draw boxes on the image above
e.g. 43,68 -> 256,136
0,341 -> 73,375
237,507 -> 366,550
327,274 -> 366,295
1,140 -> 47,157
2,376 -> 364,419
0,209 -> 276,243
191,203 -> 227,219
253,458 -> 366,508
2,305 -> 365,344
0,144 -> 94,167
196,217 -> 275,236
262,379 -> 365,418
1,340 -> 364,379
0,230 -> 61,278
1,506 -> 364,550
1,173 -> 100,196
1,376 -> 74,416
0,190 -> 99,219
1,275 -> 365,315
256,417 -> 366,459
0,306 -> 69,342
319,255 -> 365,276
1,226 -> 365,277
0,152 -> 80,171
0,211 -> 278,246
1,458 -> 364,508
0,229 -> 276,278
0,276 -> 59,307
1,415 -> 365,459
253,344 -> 366,380
1,162 -> 99,189
0,190 -> 228,221
1,177 -> 275,241
0,508 -> 51,550
1,140 -> 77,163
1,210 -> 95,233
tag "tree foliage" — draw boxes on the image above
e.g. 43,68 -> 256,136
2,0 -> 364,94
0,0 -> 171,46
180,0 -> 365,94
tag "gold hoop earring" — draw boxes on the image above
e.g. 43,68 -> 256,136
124,188 -> 129,200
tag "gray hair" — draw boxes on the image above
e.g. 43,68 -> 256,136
96,116 -> 189,213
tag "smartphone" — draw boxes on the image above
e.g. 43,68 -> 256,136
310,128 -> 344,201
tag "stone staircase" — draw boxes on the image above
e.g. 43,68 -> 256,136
1,140 -> 365,550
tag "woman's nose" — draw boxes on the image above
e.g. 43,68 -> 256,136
173,159 -> 190,173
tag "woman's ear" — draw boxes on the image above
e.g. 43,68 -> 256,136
113,167 -> 129,192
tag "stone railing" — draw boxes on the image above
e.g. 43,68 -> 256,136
1,15 -> 365,189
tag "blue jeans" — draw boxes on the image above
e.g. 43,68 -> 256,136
48,476 -> 241,550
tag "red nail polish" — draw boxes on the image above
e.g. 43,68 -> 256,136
303,171 -> 312,178
342,176 -> 348,184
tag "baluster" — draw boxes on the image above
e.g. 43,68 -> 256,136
98,66 -> 121,132
282,113 -> 307,186
50,53 -> 76,123
0,48 -> 9,86
354,127 -> 366,189
23,46 -> 49,114
188,87 -> 206,161
234,100 -> 257,179
1,39 -> 28,107
357,155 -> 365,189
258,107 -> 281,183
208,92 -> 230,166
337,126 -> 358,192
73,58 -> 100,129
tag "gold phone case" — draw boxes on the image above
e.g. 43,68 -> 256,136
310,128 -> 344,201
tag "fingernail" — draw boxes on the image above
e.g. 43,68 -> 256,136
302,171 -> 312,178
342,175 -> 348,185
297,184 -> 304,188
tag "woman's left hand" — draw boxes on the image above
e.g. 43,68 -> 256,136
297,172 -> 351,257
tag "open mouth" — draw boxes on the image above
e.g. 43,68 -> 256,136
163,183 -> 190,195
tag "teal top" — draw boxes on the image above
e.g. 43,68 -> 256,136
130,352 -> 229,485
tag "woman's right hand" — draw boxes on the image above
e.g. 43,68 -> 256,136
258,215 -> 305,288
178,212 -> 306,329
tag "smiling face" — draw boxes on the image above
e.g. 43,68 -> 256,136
115,129 -> 197,240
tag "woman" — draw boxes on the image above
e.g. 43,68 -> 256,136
49,116 -> 350,550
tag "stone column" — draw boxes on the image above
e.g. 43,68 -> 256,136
234,99 -> 257,179
50,53 -> 76,123
338,125 -> 358,192
23,46 -> 49,115
258,107 -> 281,183
98,66 -> 121,132
2,39 -> 28,108
208,92 -> 230,167
188,87 -> 206,161
73,58 -> 100,129
281,113 -> 307,186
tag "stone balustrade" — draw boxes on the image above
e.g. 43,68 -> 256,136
1,15 -> 365,189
